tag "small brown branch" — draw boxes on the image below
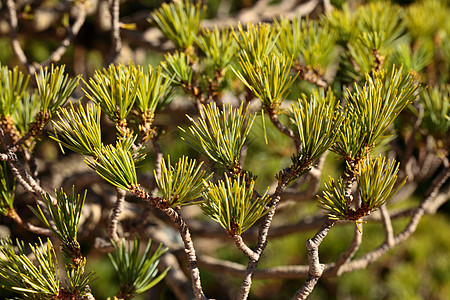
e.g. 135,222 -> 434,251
108,187 -> 126,244
41,3 -> 87,67
6,0 -> 36,74
151,136 -> 163,198
267,110 -> 297,142
132,186 -> 208,300
291,218 -> 335,300
236,182 -> 286,300
333,222 -> 362,276
233,235 -> 258,261
294,63 -> 328,89
8,209 -> 52,236
379,204 -> 394,247
163,207 -> 208,300
107,0 -> 123,64
159,251 -> 196,300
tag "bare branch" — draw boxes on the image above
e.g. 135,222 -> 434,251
163,207 -> 209,300
5,0 -> 36,74
233,235 -> 258,261
379,204 -> 394,247
151,136 -> 163,198
291,218 -> 335,300
41,3 -> 87,67
107,0 -> 123,64
108,187 -> 126,244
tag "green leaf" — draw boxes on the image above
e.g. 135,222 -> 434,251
0,238 -> 60,298
108,237 -> 169,297
233,22 -> 279,62
29,187 -> 86,250
0,64 -> 30,117
156,155 -> 212,207
85,140 -> 138,191
83,63 -> 139,124
276,16 -> 337,73
135,65 -> 174,116
233,52 -> 298,110
0,162 -> 15,215
196,26 -> 237,70
318,176 -> 348,220
51,102 -> 102,156
161,51 -> 193,86
357,155 -> 406,212
202,174 -> 271,236
35,64 -> 80,115
291,90 -> 342,164
332,67 -> 420,162
151,0 -> 206,51
419,84 -> 450,136
181,102 -> 255,170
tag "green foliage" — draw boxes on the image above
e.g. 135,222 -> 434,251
196,26 -> 237,70
11,93 -> 40,135
135,65 -> 174,116
326,3 -> 357,44
83,64 -> 139,125
156,156 -> 212,207
276,16 -> 337,73
355,2 -> 406,48
35,65 -> 80,115
390,42 -> 434,74
233,22 -> 279,61
30,187 -> 86,250
0,64 -> 29,117
108,237 -> 169,297
151,0 -> 206,51
233,52 -> 297,110
51,102 -> 102,156
182,102 -> 255,170
419,84 -> 450,136
202,174 -> 271,236
405,0 -> 448,40
64,267 -> 96,298
291,90 -> 342,164
161,51 -> 193,86
0,162 -> 15,215
318,176 -> 348,220
0,238 -> 59,299
332,68 -> 419,162
357,155 -> 406,213
0,64 -> 39,134
85,139 -> 138,191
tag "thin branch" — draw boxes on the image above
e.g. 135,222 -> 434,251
163,207 -> 208,300
236,182 -> 286,300
151,136 -> 163,198
41,2 -> 87,67
291,218 -> 335,300
333,222 -> 363,276
134,186 -> 208,300
267,110 -> 297,141
5,0 -> 36,74
233,235 -> 258,261
379,204 -> 394,247
0,127 -> 42,198
7,209 -> 52,236
108,187 -> 126,244
107,0 -> 122,65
